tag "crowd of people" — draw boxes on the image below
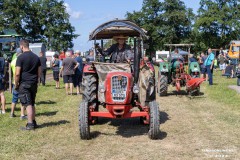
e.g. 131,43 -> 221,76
0,39 -> 84,130
168,47 -> 236,86
195,47 -> 239,86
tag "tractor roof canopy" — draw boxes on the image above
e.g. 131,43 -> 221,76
89,19 -> 148,40
0,29 -> 21,37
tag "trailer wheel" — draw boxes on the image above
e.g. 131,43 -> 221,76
79,101 -> 90,140
148,101 -> 160,139
82,74 -> 98,124
189,86 -> 200,96
158,72 -> 168,96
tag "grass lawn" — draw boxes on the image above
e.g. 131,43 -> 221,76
0,70 -> 239,160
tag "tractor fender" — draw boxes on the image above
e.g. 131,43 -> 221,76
83,64 -> 96,73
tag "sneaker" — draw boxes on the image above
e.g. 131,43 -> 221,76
20,115 -> 27,120
20,123 -> 35,131
10,113 -> 17,118
0,110 -> 6,114
33,120 -> 38,128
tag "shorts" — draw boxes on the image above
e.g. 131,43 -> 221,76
53,71 -> 59,81
219,63 -> 226,70
12,85 -> 19,103
201,67 -> 207,74
63,75 -> 73,83
18,83 -> 38,107
0,79 -> 5,90
73,74 -> 82,87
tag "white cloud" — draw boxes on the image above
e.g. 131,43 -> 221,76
64,3 -> 82,19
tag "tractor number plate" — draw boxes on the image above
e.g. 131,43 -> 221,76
113,93 -> 126,98
112,90 -> 126,98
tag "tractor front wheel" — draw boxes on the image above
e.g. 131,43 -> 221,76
158,72 -> 168,96
148,101 -> 160,139
82,74 -> 98,124
79,101 -> 90,140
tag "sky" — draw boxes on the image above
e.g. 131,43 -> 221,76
64,0 -> 200,52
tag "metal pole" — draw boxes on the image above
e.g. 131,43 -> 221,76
94,39 -> 96,61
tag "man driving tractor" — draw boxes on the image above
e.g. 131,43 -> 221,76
96,35 -> 133,63
168,48 -> 185,63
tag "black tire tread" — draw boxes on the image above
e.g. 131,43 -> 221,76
159,73 -> 168,96
148,101 -> 160,139
79,101 -> 90,140
81,74 -> 98,125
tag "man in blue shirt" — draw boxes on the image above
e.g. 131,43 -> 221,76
74,50 -> 83,94
204,48 -> 215,85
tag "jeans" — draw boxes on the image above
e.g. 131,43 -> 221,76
206,65 -> 213,85
40,69 -> 46,85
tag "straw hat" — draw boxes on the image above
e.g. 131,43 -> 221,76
113,35 -> 128,41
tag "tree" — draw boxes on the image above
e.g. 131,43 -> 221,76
1,0 -> 78,51
126,0 -> 163,53
1,0 -> 28,35
126,0 -> 194,53
195,0 -> 240,50
0,0 -> 4,31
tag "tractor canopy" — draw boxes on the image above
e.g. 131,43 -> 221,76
89,19 -> 148,40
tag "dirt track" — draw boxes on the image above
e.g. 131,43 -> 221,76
63,84 -> 238,160
33,72 -> 239,160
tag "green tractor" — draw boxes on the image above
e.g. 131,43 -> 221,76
0,29 -> 22,61
157,45 -> 203,96
0,29 -> 22,91
188,61 -> 201,78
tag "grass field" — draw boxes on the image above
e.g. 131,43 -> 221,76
0,70 -> 239,160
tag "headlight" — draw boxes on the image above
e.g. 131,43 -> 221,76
133,84 -> 139,93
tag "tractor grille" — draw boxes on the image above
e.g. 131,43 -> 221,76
111,76 -> 128,102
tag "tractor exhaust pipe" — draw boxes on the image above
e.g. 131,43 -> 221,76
134,38 -> 140,84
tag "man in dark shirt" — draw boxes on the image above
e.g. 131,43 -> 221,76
0,53 -> 6,114
15,39 -> 41,130
96,35 -> 133,63
60,51 -> 79,95
189,54 -> 197,62
39,51 -> 47,86
74,50 -> 83,94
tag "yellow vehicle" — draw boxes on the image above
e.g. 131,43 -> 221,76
228,40 -> 240,59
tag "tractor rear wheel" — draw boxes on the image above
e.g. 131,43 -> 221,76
79,101 -> 90,140
148,101 -> 160,139
158,72 -> 168,96
82,74 -> 98,124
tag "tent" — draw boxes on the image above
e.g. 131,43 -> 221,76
171,49 -> 189,55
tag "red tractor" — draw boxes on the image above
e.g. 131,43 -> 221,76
79,19 -> 160,139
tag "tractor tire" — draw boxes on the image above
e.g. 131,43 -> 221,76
158,72 -> 168,96
82,74 -> 98,124
237,78 -> 240,86
79,101 -> 90,140
148,101 -> 160,139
